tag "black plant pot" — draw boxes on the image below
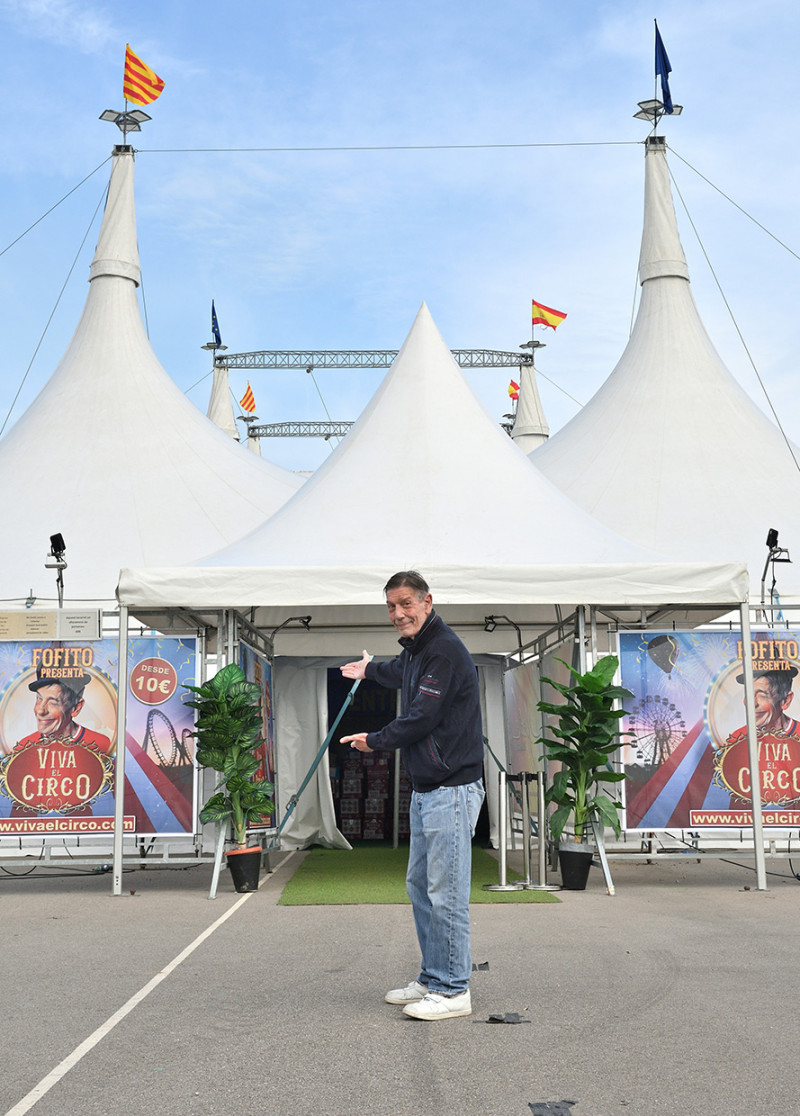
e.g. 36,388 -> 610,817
558,842 -> 593,891
226,847 -> 263,892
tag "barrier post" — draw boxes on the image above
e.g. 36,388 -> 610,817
483,769 -> 523,891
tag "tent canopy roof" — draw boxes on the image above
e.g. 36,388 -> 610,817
118,303 -> 748,653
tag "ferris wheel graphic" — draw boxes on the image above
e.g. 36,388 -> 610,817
143,709 -> 193,767
628,694 -> 686,768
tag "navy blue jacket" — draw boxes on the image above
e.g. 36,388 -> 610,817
364,611 -> 484,792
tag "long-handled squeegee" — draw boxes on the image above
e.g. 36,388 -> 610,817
269,655 -> 373,849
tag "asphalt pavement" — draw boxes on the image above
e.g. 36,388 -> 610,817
1,846 -> 796,1116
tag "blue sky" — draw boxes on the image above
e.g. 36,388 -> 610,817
0,0 -> 799,470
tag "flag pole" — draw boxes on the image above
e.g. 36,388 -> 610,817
653,20 -> 659,137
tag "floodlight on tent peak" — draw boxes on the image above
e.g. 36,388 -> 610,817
100,108 -> 152,147
634,98 -> 683,123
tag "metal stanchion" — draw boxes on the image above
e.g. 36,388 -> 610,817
518,773 -> 534,886
521,772 -> 561,893
484,769 -> 524,891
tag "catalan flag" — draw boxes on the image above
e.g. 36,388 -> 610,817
123,44 -> 165,106
532,299 -> 567,330
240,384 -> 256,414
508,379 -> 520,401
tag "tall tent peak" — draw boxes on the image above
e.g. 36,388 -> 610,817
197,302 -> 661,570
206,361 -> 240,441
510,364 -> 549,452
638,136 -> 689,284
89,147 -> 141,286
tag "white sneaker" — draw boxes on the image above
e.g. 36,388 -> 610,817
385,979 -> 428,1005
402,989 -> 472,1020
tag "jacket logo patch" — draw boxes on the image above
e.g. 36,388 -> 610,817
419,677 -> 442,698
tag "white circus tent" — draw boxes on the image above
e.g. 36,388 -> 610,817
118,302 -> 748,850
119,302 -> 745,639
0,144 -> 302,607
532,135 -> 800,605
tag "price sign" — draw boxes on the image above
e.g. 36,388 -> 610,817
129,657 -> 178,706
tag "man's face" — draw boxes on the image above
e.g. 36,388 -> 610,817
33,684 -> 81,738
386,586 -> 433,640
752,676 -> 792,732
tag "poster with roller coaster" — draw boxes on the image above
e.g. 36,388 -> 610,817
0,636 -> 196,836
618,630 -> 800,830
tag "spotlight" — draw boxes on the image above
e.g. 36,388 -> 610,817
269,615 -> 313,640
483,615 -> 523,650
49,534 -> 66,562
761,526 -> 791,621
44,533 -> 67,608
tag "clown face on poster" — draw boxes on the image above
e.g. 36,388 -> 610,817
619,630 -> 800,830
0,637 -> 197,836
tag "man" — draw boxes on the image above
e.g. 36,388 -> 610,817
21,669 -> 113,755
721,665 -> 800,807
742,667 -> 799,736
340,571 -> 485,1021
2,668 -> 114,818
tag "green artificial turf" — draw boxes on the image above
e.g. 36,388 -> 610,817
277,844 -> 560,905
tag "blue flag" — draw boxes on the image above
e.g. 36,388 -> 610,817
211,300 -> 222,347
654,21 -> 673,114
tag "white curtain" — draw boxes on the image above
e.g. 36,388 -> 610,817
272,656 -> 509,851
273,657 -> 350,850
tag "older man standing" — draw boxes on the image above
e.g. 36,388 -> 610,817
340,570 -> 485,1020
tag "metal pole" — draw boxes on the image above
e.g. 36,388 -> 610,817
392,749 -> 400,850
520,774 -> 533,886
576,605 -> 588,671
524,772 -> 561,892
537,773 -> 548,885
740,602 -> 767,890
484,772 -> 522,892
112,606 -> 129,896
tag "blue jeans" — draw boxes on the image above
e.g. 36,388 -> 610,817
406,779 -> 485,996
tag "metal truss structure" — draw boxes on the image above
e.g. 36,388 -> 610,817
218,348 -> 535,371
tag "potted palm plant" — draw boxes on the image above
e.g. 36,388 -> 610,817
184,662 -> 274,893
537,654 -> 632,890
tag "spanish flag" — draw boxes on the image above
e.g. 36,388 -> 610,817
123,44 -> 165,106
508,379 -> 520,401
532,299 -> 567,330
240,384 -> 256,413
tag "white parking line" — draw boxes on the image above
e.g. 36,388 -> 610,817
4,892 -> 253,1116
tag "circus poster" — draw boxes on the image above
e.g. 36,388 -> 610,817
619,629 -> 800,830
0,637 -> 197,836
